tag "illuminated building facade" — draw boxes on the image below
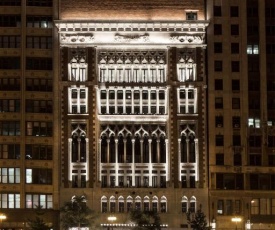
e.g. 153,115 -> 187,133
56,0 -> 209,228
207,0 -> 275,229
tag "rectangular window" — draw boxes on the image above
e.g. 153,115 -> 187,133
231,61 -> 240,72
0,193 -> 20,209
26,58 -> 52,70
215,116 -> 223,128
214,61 -> 223,72
231,24 -> 239,36
186,12 -> 197,20
0,15 -> 21,27
232,98 -> 240,109
215,79 -> 223,90
216,153 -> 224,165
232,80 -> 240,91
25,100 -> 52,113
214,24 -> 222,35
0,99 -> 20,112
26,78 -> 52,92
26,168 -> 52,184
0,36 -> 21,48
0,0 -> 21,6
231,43 -> 239,54
0,78 -> 20,91
0,168 -> 20,183
0,57 -> 20,69
214,42 -> 223,53
217,200 -> 224,214
25,194 -> 53,209
230,6 -> 239,17
0,144 -> 20,159
214,6 -> 222,17
26,121 -> 52,137
27,0 -> 53,7
25,144 -> 52,160
26,16 -> 52,28
216,135 -> 224,146
215,97 -> 223,109
26,36 -> 52,49
0,121 -> 20,136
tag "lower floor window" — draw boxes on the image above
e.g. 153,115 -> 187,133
26,194 -> 53,209
0,193 -> 20,208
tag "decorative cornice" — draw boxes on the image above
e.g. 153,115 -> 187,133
170,34 -> 204,44
114,33 -> 149,43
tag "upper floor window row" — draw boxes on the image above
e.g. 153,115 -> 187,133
99,64 -> 166,83
26,16 -> 52,28
26,36 -> 52,49
0,99 -> 20,112
0,78 -> 20,91
0,121 -> 20,136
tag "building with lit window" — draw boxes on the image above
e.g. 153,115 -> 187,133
207,0 -> 275,229
0,0 -> 274,230
0,0 -> 59,229
56,0 -> 209,228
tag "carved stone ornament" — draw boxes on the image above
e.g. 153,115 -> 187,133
60,34 -> 94,43
114,33 -> 149,43
170,35 -> 204,44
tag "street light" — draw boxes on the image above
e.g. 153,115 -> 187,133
0,214 -> 7,230
232,217 -> 242,230
107,216 -> 117,230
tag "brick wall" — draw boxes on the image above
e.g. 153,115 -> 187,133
60,0 -> 205,20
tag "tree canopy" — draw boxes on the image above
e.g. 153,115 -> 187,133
129,209 -> 161,230
186,206 -> 210,230
60,195 -> 96,229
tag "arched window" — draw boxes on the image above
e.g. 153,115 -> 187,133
135,196 -> 141,211
143,135 -> 149,163
159,135 -> 166,163
143,196 -> 150,211
109,135 -> 116,163
101,136 -> 107,163
152,135 -> 157,163
126,135 -> 132,163
118,134 -> 124,163
190,196 -> 196,213
71,124 -> 87,163
126,196 -> 133,212
135,135 -> 141,163
118,196 -> 124,213
101,196 -> 107,213
152,196 -> 158,212
160,196 -> 167,213
110,196 -> 116,213
181,196 -> 188,213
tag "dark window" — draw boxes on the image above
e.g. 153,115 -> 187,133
265,7 -> 275,18
25,100 -> 52,113
268,155 -> 275,166
216,174 -> 243,190
247,7 -> 258,17
266,44 -> 275,54
247,25 -> 259,36
26,36 -> 52,49
0,36 -> 21,48
215,116 -> 223,128
232,116 -> 240,129
0,144 -> 20,159
0,99 -> 20,112
0,57 -> 20,69
233,135 -> 241,146
232,80 -> 240,91
27,0 -> 52,6
186,12 -> 197,20
216,135 -> 224,146
231,43 -> 239,54
214,6 -> 222,17
231,61 -> 240,72
216,153 -> 224,165
215,79 -> 223,90
215,97 -> 223,109
25,78 -> 52,92
268,136 -> 275,147
0,15 -> 21,27
230,6 -> 239,17
26,121 -> 52,137
0,0 -> 21,6
26,58 -> 52,70
232,98 -> 240,109
0,121 -> 20,136
0,78 -> 20,91
214,61 -> 223,71
266,25 -> 275,36
214,42 -> 223,53
249,136 -> 261,147
249,154 -> 261,166
25,144 -> 52,160
231,24 -> 239,35
214,24 -> 222,35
